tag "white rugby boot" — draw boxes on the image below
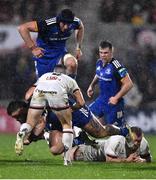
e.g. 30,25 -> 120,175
15,131 -> 25,155
63,145 -> 72,166
64,159 -> 72,166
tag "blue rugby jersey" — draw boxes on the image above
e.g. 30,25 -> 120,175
36,17 -> 81,51
46,105 -> 92,131
96,58 -> 128,103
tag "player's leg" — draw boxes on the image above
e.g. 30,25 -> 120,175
15,90 -> 46,155
15,108 -> 44,155
49,130 -> 64,155
83,115 -> 121,138
54,108 -> 73,165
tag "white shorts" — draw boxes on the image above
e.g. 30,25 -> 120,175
30,89 -> 69,110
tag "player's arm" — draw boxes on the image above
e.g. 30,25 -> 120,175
71,89 -> 85,110
25,85 -> 36,101
87,75 -> 98,98
139,138 -> 152,162
106,152 -> 140,163
109,74 -> 133,105
75,20 -> 84,60
18,21 -> 38,49
18,21 -> 44,58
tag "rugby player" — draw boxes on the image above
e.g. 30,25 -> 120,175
14,72 -> 85,166
7,99 -> 128,156
87,40 -> 133,127
70,127 -> 152,163
18,9 -> 84,79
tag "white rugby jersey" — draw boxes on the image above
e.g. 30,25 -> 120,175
35,72 -> 79,95
102,135 -> 150,158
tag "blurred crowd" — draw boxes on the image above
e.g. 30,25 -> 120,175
1,0 -> 156,25
99,0 -> 156,25
0,0 -> 156,110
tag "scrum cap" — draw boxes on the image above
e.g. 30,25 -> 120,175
57,9 -> 75,23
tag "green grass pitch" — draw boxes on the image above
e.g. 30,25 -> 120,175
0,134 -> 156,179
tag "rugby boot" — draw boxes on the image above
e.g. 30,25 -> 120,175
15,131 -> 25,155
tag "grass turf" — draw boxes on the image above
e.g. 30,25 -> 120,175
0,134 -> 156,179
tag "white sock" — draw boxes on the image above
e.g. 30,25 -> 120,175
19,123 -> 32,136
62,129 -> 73,162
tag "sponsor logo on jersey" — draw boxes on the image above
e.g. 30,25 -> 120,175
105,68 -> 111,75
97,75 -> 112,81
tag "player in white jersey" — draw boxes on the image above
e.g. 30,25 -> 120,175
15,72 -> 85,166
70,126 -> 152,163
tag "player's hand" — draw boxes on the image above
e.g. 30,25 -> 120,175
75,48 -> 82,60
133,157 -> 146,163
32,47 -> 44,58
126,152 -> 138,162
108,96 -> 118,105
87,86 -> 93,98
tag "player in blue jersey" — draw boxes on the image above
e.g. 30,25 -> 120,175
87,40 -> 133,127
18,9 -> 84,79
7,100 -> 127,155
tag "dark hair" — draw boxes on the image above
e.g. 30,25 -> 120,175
57,9 -> 75,23
7,100 -> 28,115
99,40 -> 112,50
130,126 -> 143,138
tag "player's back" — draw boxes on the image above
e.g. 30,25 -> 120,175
36,72 -> 79,95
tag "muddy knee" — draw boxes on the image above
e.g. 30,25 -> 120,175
50,146 -> 64,155
63,54 -> 78,74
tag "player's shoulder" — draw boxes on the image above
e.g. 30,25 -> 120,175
141,137 -> 149,147
74,17 -> 81,22
73,17 -> 81,26
45,17 -> 57,26
110,58 -> 123,69
61,73 -> 77,82
108,135 -> 125,143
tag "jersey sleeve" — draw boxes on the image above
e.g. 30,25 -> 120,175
73,17 -> 81,30
68,78 -> 80,94
112,59 -> 128,80
63,75 -> 79,94
105,136 -> 124,157
139,137 -> 151,156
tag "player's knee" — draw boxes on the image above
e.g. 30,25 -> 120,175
64,54 -> 78,69
50,146 -> 64,155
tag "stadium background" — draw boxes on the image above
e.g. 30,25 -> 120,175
0,0 -> 156,135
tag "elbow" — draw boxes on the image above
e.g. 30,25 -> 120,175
130,81 -> 134,89
18,24 -> 26,33
128,80 -> 133,90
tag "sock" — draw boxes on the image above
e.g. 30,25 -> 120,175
62,129 -> 73,162
19,123 -> 32,136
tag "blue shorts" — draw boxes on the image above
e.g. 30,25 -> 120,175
89,97 -> 125,127
46,105 -> 92,131
33,49 -> 67,78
